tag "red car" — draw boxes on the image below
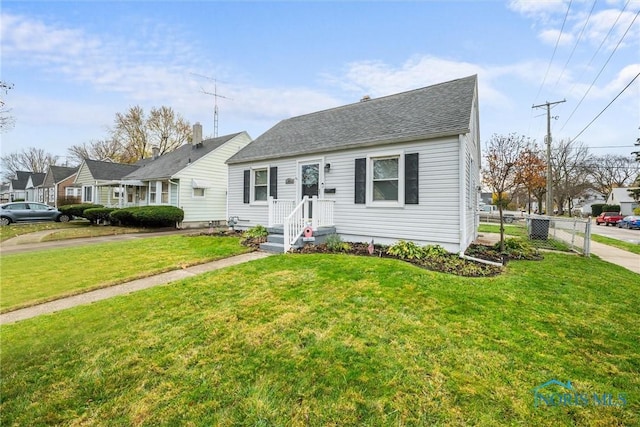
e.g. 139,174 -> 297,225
595,211 -> 624,226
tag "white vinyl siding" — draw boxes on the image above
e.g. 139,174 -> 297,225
228,136 -> 465,252
175,132 -> 252,224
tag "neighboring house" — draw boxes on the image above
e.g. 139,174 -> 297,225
8,171 -> 30,201
25,173 -> 46,202
226,75 -> 481,254
0,182 -> 9,203
74,160 -> 141,205
606,187 -> 639,216
42,165 -> 80,207
83,123 -> 253,227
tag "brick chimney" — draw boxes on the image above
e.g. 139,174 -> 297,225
192,122 -> 203,146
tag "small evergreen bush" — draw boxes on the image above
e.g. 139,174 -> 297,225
83,208 -> 116,224
109,206 -> 184,227
58,203 -> 104,220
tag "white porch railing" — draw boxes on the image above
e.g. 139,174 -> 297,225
268,197 -> 296,227
281,196 -> 335,253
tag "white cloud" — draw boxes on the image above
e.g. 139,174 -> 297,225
507,0 -> 568,21
538,28 -> 575,46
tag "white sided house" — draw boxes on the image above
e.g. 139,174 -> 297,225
226,75 -> 481,254
606,187 -> 639,216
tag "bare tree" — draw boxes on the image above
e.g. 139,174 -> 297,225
147,106 -> 191,155
67,139 -> 125,164
483,133 -> 530,251
551,139 -> 593,215
112,106 -> 149,163
515,144 -> 546,214
109,105 -> 191,163
588,154 -> 640,198
1,147 -> 60,180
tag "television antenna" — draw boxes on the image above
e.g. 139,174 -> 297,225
191,73 -> 231,138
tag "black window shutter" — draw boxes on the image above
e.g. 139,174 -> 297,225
405,153 -> 419,204
269,167 -> 278,199
243,170 -> 250,204
354,158 -> 366,204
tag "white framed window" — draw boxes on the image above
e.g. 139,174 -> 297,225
253,167 -> 268,203
161,181 -> 169,203
149,181 -> 157,204
367,153 -> 404,206
82,186 -> 93,203
193,187 -> 205,198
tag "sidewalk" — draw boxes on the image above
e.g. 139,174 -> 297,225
0,251 -> 271,324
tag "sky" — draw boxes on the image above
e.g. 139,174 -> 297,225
1,0 -> 639,173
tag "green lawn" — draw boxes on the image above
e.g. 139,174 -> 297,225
1,253 -> 638,426
591,233 -> 640,255
0,235 -> 250,312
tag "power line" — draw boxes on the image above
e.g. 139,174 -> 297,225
532,0 -> 573,104
560,7 -> 639,131
570,72 -> 640,143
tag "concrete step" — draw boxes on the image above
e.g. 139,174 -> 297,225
267,234 -> 284,244
259,241 -> 285,253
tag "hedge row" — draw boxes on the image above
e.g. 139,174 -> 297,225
590,204 -> 621,216
58,204 -> 184,227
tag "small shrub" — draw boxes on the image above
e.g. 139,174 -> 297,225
493,238 -> 539,260
634,206 -> 640,215
243,225 -> 268,239
421,244 -> 448,258
58,203 -> 104,219
325,234 -> 351,252
84,207 -> 116,224
387,240 -> 424,260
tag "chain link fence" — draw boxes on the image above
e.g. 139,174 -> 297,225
479,214 -> 592,256
525,215 -> 591,256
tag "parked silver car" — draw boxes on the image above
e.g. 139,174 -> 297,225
0,202 -> 71,226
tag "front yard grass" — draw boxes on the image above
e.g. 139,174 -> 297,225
0,221 -> 151,242
0,235 -> 250,312
1,253 -> 638,426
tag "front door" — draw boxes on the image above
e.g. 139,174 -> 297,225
300,162 -> 320,218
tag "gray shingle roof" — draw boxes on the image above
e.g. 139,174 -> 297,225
123,132 -> 243,180
11,171 -> 32,190
84,159 -> 141,180
28,173 -> 46,187
227,75 -> 477,164
49,166 -> 78,183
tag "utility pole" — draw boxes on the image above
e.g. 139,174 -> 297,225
532,99 -> 565,215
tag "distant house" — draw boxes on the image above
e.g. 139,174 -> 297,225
25,173 -> 46,202
226,75 -> 481,254
111,125 -> 252,227
77,123 -> 252,227
42,166 -> 80,207
606,187 -> 639,216
74,159 -> 141,205
0,182 -> 9,203
8,171 -> 30,202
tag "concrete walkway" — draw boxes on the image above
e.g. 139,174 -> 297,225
0,251 -> 271,324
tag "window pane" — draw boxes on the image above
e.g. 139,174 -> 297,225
255,186 -> 267,201
254,169 -> 267,185
373,158 -> 398,179
373,180 -> 398,201
193,188 -> 205,197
